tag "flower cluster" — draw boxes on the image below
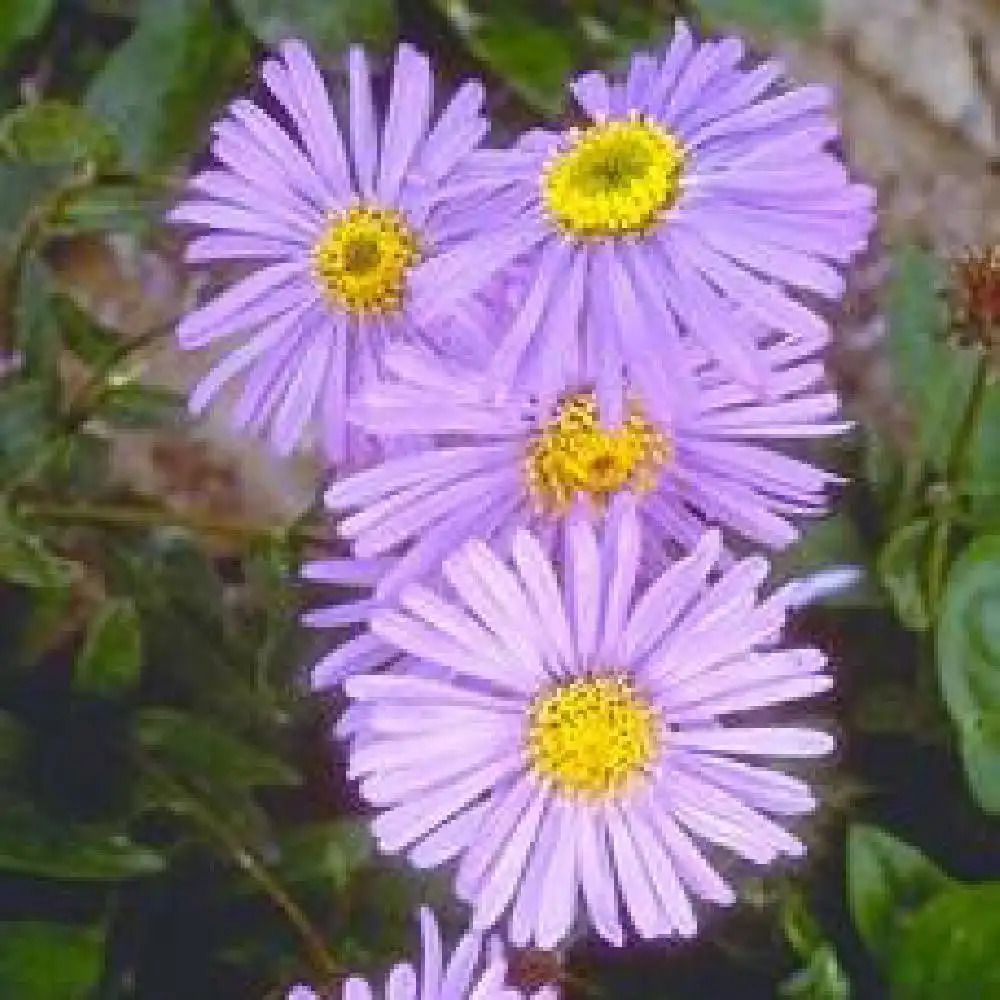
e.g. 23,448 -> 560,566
171,23 -> 872,1000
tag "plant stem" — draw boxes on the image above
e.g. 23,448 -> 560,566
919,356 -> 990,613
3,321 -> 173,496
138,753 -> 338,986
0,164 -> 97,356
945,353 -> 990,487
15,498 -> 329,547
925,517 -> 951,613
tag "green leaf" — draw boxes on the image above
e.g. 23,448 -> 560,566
84,0 -> 141,16
877,519 -> 934,630
53,294 -> 120,367
891,884 -> 1000,1000
121,537 -> 262,725
85,0 -> 251,172
0,380 -> 52,481
136,707 -> 299,792
938,535 -> 1000,812
134,769 -> 274,855
699,0 -> 821,33
53,181 -> 159,236
75,597 -> 142,695
0,511 -> 74,590
781,884 -> 827,958
962,384 -> 1000,528
571,3 -> 685,59
955,710 -> 1000,814
14,255 -> 61,383
134,708 -> 297,856
0,0 -> 55,65
432,0 -> 576,115
863,423 -> 907,511
0,101 -> 120,171
231,0 -> 395,51
0,799 -> 164,879
0,163 -> 63,261
847,824 -> 951,962
780,944 -> 851,1000
276,820 -> 373,888
14,580 -> 73,666
0,710 -> 26,777
100,382 -> 184,429
887,247 -> 979,472
0,922 -> 103,1000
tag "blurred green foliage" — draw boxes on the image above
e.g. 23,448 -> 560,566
0,0 -> 997,999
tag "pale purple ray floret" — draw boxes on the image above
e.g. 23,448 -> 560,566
339,501 -> 834,947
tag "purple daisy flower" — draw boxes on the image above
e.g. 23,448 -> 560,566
431,20 -> 874,406
170,41 -> 508,460
341,504 -> 833,947
321,334 -> 846,603
287,907 -> 556,1000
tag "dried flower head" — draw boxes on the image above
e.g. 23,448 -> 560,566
949,245 -> 1000,372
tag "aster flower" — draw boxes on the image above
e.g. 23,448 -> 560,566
321,335 -> 846,604
170,40 -> 506,460
286,907 -> 556,1000
433,20 -> 874,406
341,504 -> 833,947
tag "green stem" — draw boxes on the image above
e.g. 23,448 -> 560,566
921,357 -> 989,614
945,354 -> 990,487
0,164 -> 98,356
925,517 -> 951,613
15,498 -> 329,547
138,753 -> 338,986
891,354 -> 991,529
3,321 -> 173,496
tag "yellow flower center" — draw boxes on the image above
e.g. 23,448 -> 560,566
527,675 -> 660,798
525,392 -> 670,513
541,117 -> 684,239
312,205 -> 419,315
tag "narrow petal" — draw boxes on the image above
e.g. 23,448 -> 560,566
571,71 -> 611,118
673,727 -> 835,758
535,801 -> 579,947
379,45 -> 433,204
606,803 -> 667,938
348,46 -> 379,197
566,515 -> 601,668
576,808 -> 624,946
280,41 -> 355,195
471,784 -> 551,929
373,755 -> 518,853
387,963 -> 417,1000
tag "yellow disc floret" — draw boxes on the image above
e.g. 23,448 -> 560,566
527,675 -> 660,798
312,205 -> 419,315
525,392 -> 670,513
542,116 -> 684,239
